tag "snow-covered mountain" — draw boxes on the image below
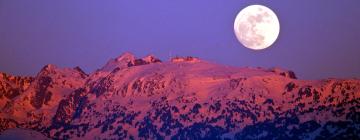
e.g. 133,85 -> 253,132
1,53 -> 359,140
0,64 -> 87,132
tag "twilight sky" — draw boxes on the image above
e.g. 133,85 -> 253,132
0,0 -> 359,79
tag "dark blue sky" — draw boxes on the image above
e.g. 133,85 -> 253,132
0,0 -> 359,79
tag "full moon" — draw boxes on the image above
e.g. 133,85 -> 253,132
234,5 -> 280,50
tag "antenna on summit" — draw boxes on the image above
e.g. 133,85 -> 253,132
169,50 -> 172,60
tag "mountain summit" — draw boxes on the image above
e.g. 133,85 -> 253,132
0,53 -> 359,139
100,52 -> 136,72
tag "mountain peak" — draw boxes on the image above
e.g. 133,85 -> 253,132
114,52 -> 135,62
99,53 -> 162,72
99,52 -> 136,72
37,64 -> 59,76
41,64 -> 57,71
142,55 -> 161,63
73,66 -> 88,78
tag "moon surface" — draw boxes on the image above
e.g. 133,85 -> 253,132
234,5 -> 280,50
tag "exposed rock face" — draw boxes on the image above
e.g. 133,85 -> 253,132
30,76 -> 53,109
171,56 -> 200,63
0,72 -> 33,100
127,55 -> 162,67
1,53 -> 359,140
269,67 -> 297,79
52,88 -> 88,125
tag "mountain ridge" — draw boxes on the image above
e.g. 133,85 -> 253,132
0,53 -> 359,139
